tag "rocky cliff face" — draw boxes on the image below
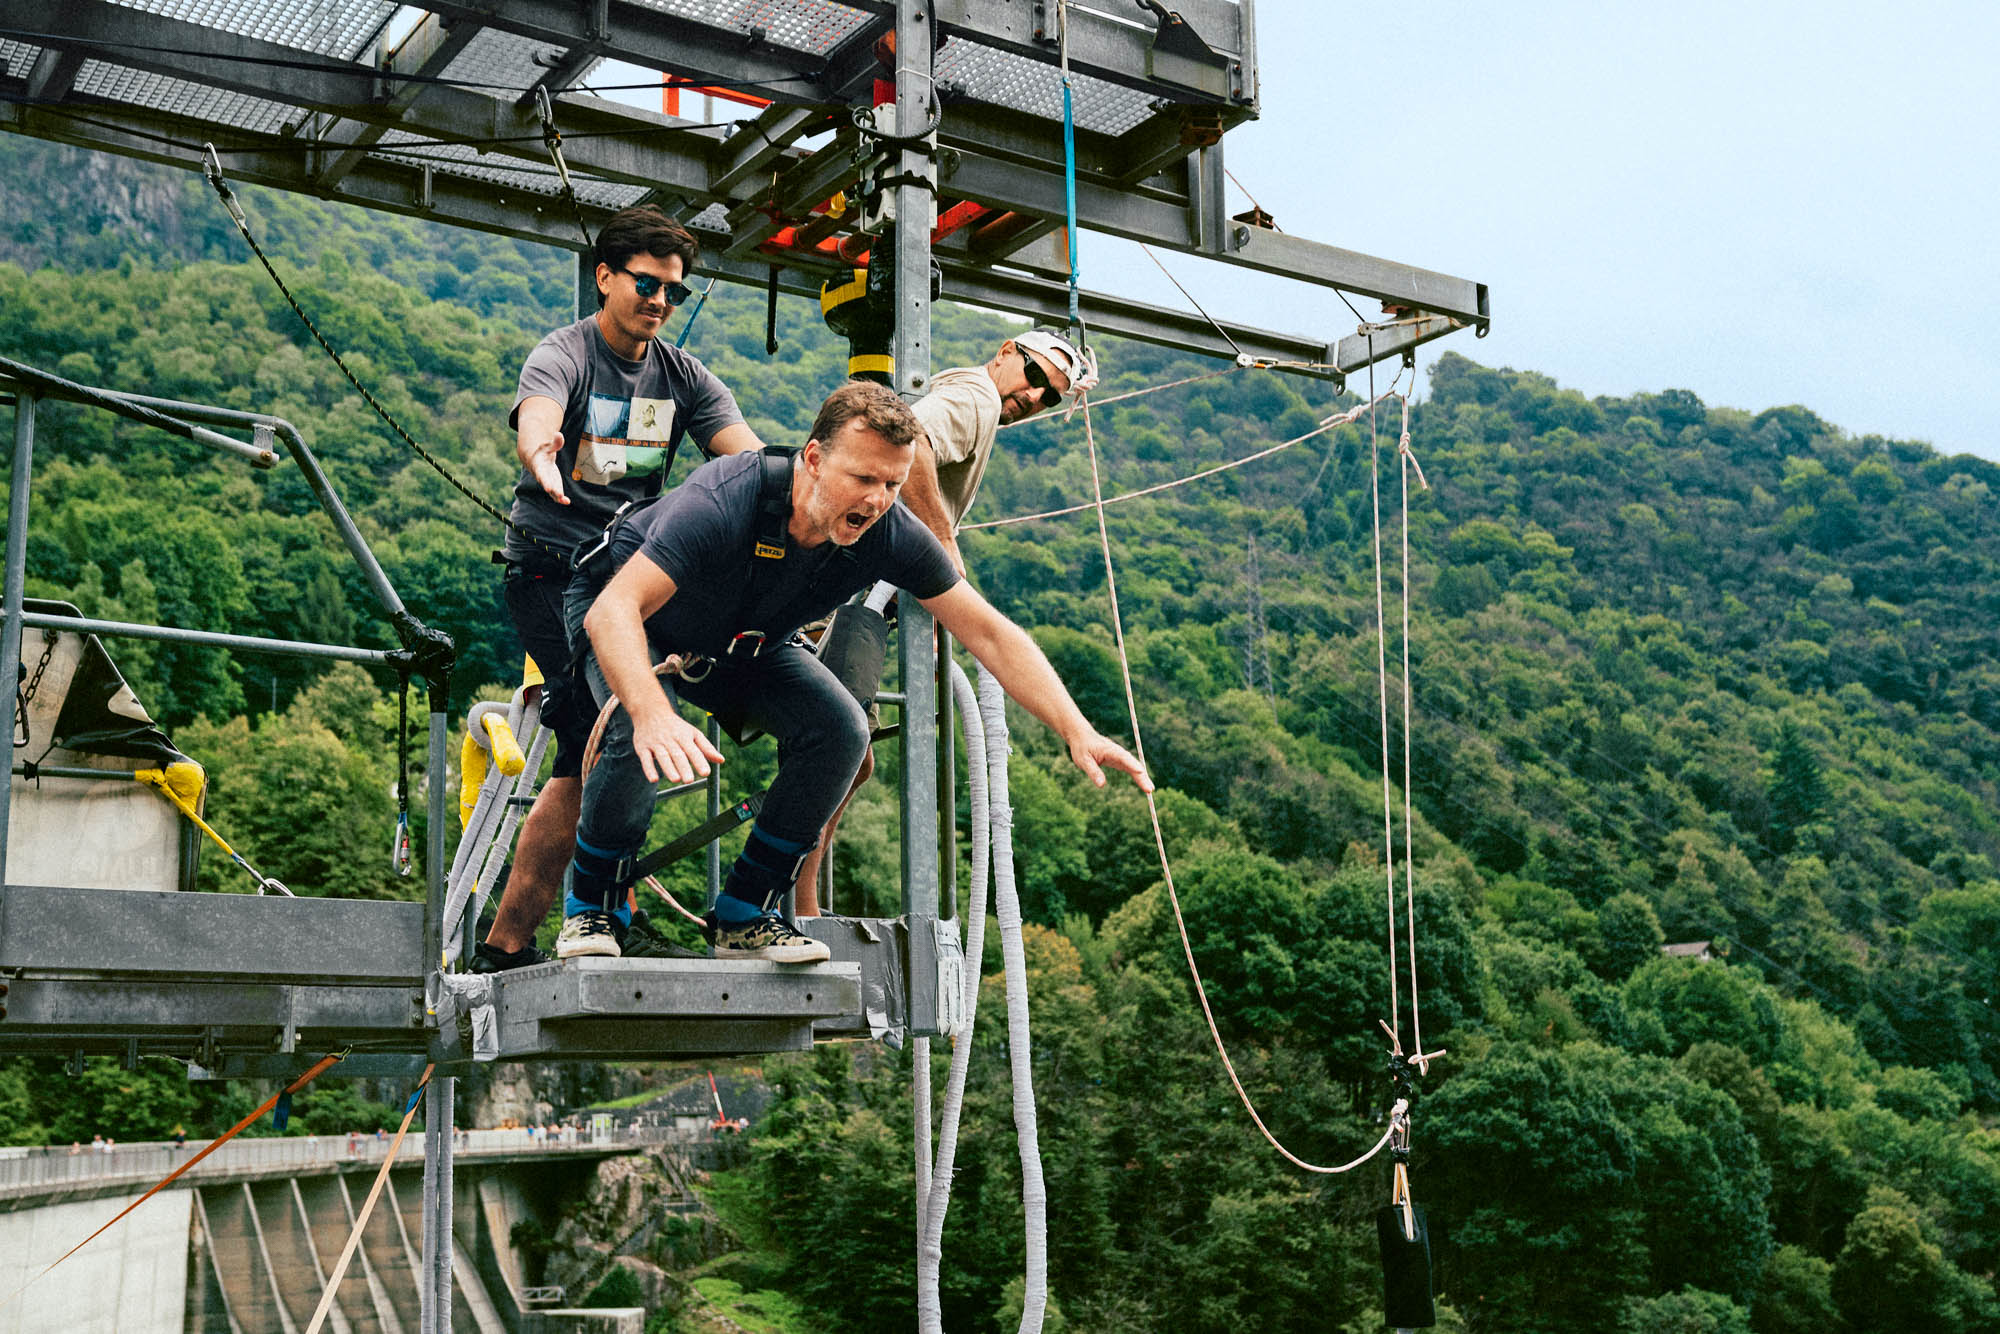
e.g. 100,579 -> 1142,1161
0,139 -> 219,272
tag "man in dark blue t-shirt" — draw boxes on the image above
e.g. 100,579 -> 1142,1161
559,380 -> 1150,962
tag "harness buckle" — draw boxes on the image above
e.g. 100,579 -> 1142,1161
725,630 -> 768,659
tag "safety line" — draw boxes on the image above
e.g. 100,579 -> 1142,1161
0,1051 -> 346,1315
1058,1 -> 1083,335
303,1065 -> 433,1334
962,388 -> 1402,531
1367,351 -> 1402,1050
996,365 -> 1237,429
1073,390 -> 1402,1175
203,151 -> 575,571
1139,244 -> 1245,362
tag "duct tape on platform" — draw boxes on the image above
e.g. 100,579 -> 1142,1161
934,916 -> 970,1041
435,973 -> 500,1061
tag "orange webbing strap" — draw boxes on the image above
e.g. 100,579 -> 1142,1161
0,1049 -> 347,1315
303,1063 -> 434,1334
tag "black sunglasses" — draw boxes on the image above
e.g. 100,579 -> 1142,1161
621,268 -> 692,306
1019,350 -> 1061,407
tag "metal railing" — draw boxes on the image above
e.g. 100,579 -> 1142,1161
0,1124 -> 708,1199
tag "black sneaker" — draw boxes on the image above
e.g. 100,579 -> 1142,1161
469,939 -> 550,973
622,908 -> 704,960
706,911 -> 831,964
556,909 -> 624,959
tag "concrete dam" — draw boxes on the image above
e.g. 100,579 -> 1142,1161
0,1128 -> 702,1334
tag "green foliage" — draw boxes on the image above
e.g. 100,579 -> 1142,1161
6,134 -> 2000,1334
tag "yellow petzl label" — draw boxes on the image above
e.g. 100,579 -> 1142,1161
754,540 -> 785,559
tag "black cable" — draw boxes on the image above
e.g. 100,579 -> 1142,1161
200,151 -> 574,569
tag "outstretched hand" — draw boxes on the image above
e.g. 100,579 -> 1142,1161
631,710 -> 725,785
525,430 -> 569,504
1068,730 -> 1152,792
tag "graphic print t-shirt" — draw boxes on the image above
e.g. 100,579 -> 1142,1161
505,316 -> 745,561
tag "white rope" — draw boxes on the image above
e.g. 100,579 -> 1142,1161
962,388 -> 1402,532
1397,394 -> 1428,1064
917,661 -> 994,1334
979,668 -> 1051,1330
1366,352 -> 1402,1049
1073,390 -> 1405,1175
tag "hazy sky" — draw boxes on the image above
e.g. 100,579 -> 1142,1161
1080,1 -> 2000,460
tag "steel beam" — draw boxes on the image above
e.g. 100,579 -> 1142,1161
0,977 -> 421,1035
933,0 -> 1248,103
318,10 -> 486,188
421,0 -> 827,99
0,887 -> 427,982
0,0 -> 1484,324
23,47 -> 84,102
710,103 -> 835,197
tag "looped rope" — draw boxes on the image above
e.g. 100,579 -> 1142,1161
1073,388 -> 1407,1175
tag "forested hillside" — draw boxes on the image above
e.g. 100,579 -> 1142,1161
1,134 -> 1997,1334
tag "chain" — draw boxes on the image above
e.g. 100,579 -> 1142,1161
14,628 -> 55,749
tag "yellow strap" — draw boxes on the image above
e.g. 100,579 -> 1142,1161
849,353 -> 895,375
481,713 -> 526,777
458,732 -> 489,829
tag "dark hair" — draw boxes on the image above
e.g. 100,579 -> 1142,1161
593,206 -> 700,308
809,380 -> 922,453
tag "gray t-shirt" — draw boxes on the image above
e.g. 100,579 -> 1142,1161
505,316 -> 745,562
606,451 -> 960,658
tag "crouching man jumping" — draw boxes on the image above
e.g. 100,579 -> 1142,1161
559,380 -> 1151,962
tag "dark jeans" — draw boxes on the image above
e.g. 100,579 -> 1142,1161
566,597 -> 870,858
501,560 -> 589,779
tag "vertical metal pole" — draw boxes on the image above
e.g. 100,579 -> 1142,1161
0,392 -> 35,872
576,250 -> 596,321
420,699 -> 455,1334
420,1074 -> 455,1334
893,0 -> 940,1034
937,628 -> 955,920
705,717 -> 723,905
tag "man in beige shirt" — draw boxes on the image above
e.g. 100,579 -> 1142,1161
795,329 -> 1097,913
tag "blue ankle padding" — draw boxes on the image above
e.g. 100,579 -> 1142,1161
711,894 -> 764,924
565,891 -> 632,928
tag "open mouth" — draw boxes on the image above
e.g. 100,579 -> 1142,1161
841,509 -> 874,537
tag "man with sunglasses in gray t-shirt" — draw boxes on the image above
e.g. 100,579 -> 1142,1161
477,206 -> 766,973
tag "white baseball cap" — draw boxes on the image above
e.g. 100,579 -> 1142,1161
1014,329 -> 1099,397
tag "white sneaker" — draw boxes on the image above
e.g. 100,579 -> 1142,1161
707,912 -> 830,964
555,909 -> 623,959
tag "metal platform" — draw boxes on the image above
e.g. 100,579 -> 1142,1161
0,885 -> 909,1065
488,955 -> 861,1059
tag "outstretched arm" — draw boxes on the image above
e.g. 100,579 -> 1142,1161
921,581 -> 1151,791
516,394 -> 569,504
582,557 -> 724,784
